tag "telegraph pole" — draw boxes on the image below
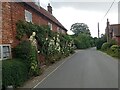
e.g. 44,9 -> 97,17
98,22 -> 100,38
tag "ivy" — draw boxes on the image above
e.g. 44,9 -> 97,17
16,20 -> 75,64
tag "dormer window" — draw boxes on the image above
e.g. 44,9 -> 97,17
25,10 -> 32,22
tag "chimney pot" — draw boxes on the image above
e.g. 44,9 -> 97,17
47,3 -> 52,14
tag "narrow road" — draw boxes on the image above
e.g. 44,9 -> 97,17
35,48 -> 118,88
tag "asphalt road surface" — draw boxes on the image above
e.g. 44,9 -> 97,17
35,47 -> 118,88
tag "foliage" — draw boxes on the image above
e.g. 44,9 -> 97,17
101,39 -> 117,51
13,40 -> 40,77
104,45 -> 120,58
96,34 -> 107,50
16,20 -> 74,65
92,37 -> 98,46
101,42 -> 111,51
73,33 -> 94,49
70,23 -> 91,36
2,59 -> 28,88
100,38 -> 120,59
13,41 -> 31,65
70,23 -> 94,49
110,45 -> 119,51
109,39 -> 117,46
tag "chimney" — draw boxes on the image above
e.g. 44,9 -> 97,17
47,3 -> 52,14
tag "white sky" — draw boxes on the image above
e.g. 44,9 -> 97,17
40,0 -> 119,37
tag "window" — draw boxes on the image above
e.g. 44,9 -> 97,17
25,10 -> 32,22
0,44 -> 11,60
62,30 -> 65,34
48,22 -> 52,30
57,27 -> 61,33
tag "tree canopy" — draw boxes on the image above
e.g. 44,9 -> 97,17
70,23 -> 95,49
70,23 -> 91,36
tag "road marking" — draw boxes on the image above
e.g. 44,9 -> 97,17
32,52 -> 77,89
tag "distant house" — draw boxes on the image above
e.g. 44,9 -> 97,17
0,1 -> 67,60
105,19 -> 120,45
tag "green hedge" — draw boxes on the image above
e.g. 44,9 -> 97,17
101,42 -> 111,51
2,59 -> 28,88
109,45 -> 120,58
13,40 -> 40,77
101,40 -> 117,51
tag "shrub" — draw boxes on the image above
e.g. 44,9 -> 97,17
110,45 -> 119,52
2,59 -> 28,88
101,40 -> 117,51
16,21 -> 75,65
96,38 -> 106,50
109,45 -> 120,57
95,35 -> 107,50
101,42 -> 111,51
13,40 -> 40,77
103,45 -> 120,58
109,40 -> 117,46
12,40 -> 31,66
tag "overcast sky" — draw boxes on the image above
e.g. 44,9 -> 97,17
40,0 -> 119,37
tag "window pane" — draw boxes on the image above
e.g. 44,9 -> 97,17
25,10 -> 32,22
48,23 -> 52,30
3,46 -> 10,59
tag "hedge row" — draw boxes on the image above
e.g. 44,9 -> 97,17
13,40 -> 40,77
2,20 -> 75,89
2,59 -> 28,88
101,41 -> 120,59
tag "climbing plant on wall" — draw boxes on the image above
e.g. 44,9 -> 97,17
16,20 -> 74,64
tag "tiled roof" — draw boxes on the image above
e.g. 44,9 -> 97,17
24,2 -> 67,31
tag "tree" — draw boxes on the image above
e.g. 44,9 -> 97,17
70,23 -> 91,36
74,33 -> 93,49
70,23 -> 94,49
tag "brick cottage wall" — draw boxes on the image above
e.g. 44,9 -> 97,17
2,2 -> 65,64
2,2 -> 59,48
2,2 -> 13,45
116,37 -> 120,45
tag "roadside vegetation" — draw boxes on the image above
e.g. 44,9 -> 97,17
95,34 -> 120,59
2,20 -> 75,88
70,23 -> 95,49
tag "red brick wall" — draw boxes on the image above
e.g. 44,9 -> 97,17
2,2 -> 60,48
2,2 -> 13,45
116,37 -> 120,45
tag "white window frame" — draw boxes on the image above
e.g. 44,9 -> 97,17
0,44 -> 11,60
48,22 -> 52,30
25,10 -> 32,22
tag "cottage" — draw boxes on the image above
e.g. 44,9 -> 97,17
105,19 -> 120,45
0,1 -> 67,60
